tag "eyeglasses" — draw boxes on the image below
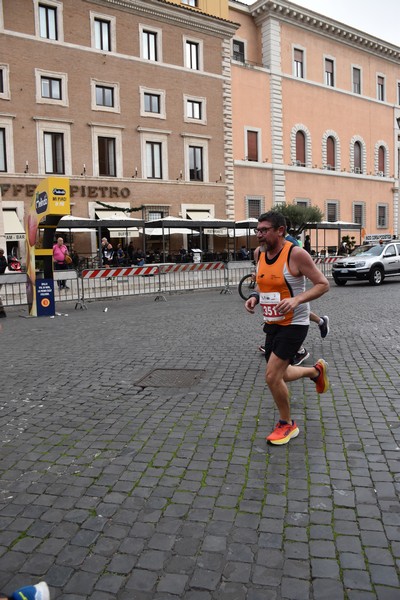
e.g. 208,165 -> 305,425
254,226 -> 275,234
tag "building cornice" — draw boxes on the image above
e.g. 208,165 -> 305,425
248,0 -> 400,63
85,0 -> 239,38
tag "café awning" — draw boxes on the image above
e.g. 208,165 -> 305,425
3,210 -> 26,241
95,209 -> 140,237
95,209 -> 132,220
186,210 -> 211,221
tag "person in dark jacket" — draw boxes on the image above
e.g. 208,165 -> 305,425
0,248 -> 7,274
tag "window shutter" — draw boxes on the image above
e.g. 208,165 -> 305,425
295,131 -> 305,165
247,131 -> 258,161
327,137 -> 335,169
378,146 -> 385,173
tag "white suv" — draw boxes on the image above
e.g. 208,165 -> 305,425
332,242 -> 400,286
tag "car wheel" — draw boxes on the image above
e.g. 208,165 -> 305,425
369,267 -> 384,286
333,276 -> 347,286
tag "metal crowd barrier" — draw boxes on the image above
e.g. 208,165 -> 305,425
0,270 -> 81,308
78,262 -> 227,304
0,257 -> 339,310
312,256 -> 340,278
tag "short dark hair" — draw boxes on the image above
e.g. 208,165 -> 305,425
258,211 -> 286,231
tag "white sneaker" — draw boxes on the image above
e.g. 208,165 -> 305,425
11,581 -> 50,600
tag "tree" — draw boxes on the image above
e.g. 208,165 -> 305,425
272,203 -> 324,235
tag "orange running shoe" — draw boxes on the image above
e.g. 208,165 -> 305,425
312,359 -> 329,394
266,420 -> 299,445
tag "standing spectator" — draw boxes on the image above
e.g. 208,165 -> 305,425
101,238 -> 114,266
0,248 -> 7,274
127,241 -> 135,264
338,237 -> 348,256
239,245 -> 250,260
304,235 -> 311,254
52,237 -> 70,290
0,248 -> 8,318
179,246 -> 187,262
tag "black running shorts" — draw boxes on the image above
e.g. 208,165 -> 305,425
263,323 -> 309,363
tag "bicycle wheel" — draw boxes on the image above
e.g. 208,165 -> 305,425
238,273 -> 256,300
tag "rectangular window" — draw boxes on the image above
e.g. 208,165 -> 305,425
143,30 -> 158,61
232,39 -> 245,63
247,130 -> 258,162
326,202 -> 337,222
144,93 -> 160,114
39,4 -> 57,40
353,67 -> 361,94
186,41 -> 199,70
247,197 -> 262,219
377,205 -> 387,227
41,76 -> 61,100
0,128 -> 7,172
98,137 -> 116,176
377,76 -> 385,101
189,146 -> 203,181
0,70 -> 3,94
325,58 -> 334,86
182,0 -> 197,5
44,132 -> 64,174
95,85 -> 114,107
94,18 -> 111,51
353,204 -> 363,225
146,142 -> 162,178
148,211 -> 163,221
187,100 -> 202,120
294,48 -> 304,78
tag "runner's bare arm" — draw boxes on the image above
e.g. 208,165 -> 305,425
276,247 -> 329,314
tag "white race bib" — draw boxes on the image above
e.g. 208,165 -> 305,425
260,292 -> 284,322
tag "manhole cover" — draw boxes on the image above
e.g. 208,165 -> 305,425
136,368 -> 205,388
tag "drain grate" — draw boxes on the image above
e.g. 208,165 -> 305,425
136,368 -> 205,388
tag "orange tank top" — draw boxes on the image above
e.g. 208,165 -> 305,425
256,242 -> 309,326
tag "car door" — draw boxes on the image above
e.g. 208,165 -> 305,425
382,244 -> 398,274
396,244 -> 400,273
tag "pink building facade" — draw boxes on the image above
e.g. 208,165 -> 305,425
230,0 -> 400,251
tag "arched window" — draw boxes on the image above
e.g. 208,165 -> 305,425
326,136 -> 335,170
378,146 -> 385,173
354,141 -> 362,173
296,130 -> 305,166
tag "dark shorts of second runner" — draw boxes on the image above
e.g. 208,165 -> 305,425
263,323 -> 309,363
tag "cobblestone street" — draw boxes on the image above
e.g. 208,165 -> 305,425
0,281 -> 399,599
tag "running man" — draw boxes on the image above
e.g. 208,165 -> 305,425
245,211 -> 330,445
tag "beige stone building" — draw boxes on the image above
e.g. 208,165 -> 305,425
0,0 -> 237,260
230,0 -> 400,251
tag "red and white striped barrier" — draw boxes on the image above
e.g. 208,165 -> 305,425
160,262 -> 225,274
81,266 -> 158,279
312,256 -> 340,264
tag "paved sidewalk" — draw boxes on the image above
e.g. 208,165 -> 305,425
0,282 -> 399,599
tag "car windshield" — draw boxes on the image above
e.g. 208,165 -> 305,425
350,245 -> 382,257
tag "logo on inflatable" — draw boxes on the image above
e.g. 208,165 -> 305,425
35,191 -> 48,214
